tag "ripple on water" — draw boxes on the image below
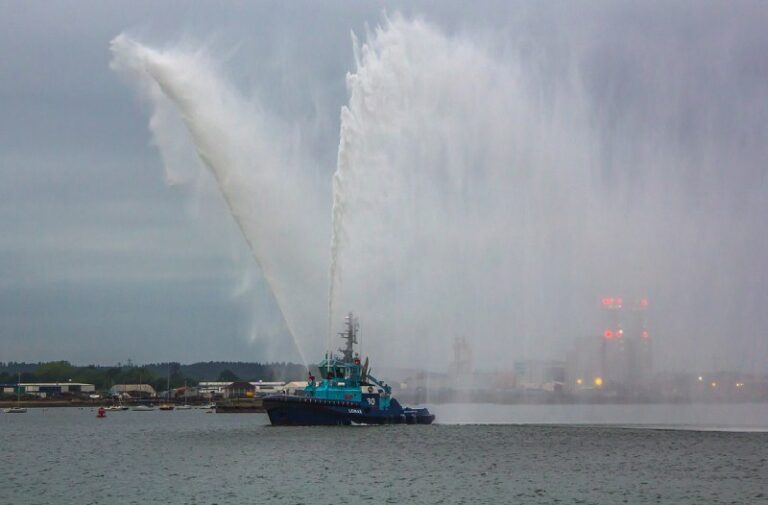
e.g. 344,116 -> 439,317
1,409 -> 767,504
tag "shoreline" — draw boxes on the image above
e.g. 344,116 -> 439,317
4,398 -> 768,409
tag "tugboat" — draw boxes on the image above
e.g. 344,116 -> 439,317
263,313 -> 435,426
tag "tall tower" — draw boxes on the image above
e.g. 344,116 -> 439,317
629,298 -> 651,385
451,336 -> 473,378
599,296 -> 651,394
600,297 -> 628,389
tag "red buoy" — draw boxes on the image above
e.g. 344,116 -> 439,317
97,407 -> 106,418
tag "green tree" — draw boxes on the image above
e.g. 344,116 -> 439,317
218,369 -> 239,382
35,361 -> 76,382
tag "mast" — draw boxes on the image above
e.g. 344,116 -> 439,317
338,312 -> 358,363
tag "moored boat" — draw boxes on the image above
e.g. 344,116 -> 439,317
4,373 -> 27,413
176,380 -> 192,409
263,313 -> 435,426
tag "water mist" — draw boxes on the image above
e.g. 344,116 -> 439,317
328,15 -> 768,372
110,35 -> 330,366
111,10 -> 768,376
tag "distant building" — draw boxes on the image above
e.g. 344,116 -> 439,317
110,384 -> 156,398
598,297 -> 652,393
281,381 -> 308,395
1,383 -> 95,398
197,382 -> 231,397
449,336 -> 474,377
627,298 -> 652,385
223,381 -> 256,399
563,297 -> 654,396
251,381 -> 284,395
513,360 -> 564,392
173,386 -> 196,399
198,381 -> 284,398
564,336 -> 603,393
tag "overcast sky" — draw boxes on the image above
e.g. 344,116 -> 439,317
0,1 -> 405,365
1,2 -> 766,371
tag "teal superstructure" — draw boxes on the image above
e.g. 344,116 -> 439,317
304,314 -> 392,409
263,313 -> 434,426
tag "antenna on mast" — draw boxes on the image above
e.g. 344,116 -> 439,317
338,312 -> 358,363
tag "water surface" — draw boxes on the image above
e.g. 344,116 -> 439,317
2,407 -> 766,504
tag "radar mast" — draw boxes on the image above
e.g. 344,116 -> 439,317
338,312 -> 358,363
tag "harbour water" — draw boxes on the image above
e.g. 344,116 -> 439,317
2,405 -> 767,504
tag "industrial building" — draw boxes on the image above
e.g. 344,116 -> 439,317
223,381 -> 256,398
513,360 -> 565,393
281,381 -> 309,395
600,297 -> 652,393
197,381 -> 232,397
109,384 -> 157,398
564,336 -> 603,393
564,297 -> 652,396
0,382 -> 95,398
199,381 -> 284,398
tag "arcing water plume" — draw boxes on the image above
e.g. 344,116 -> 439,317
110,8 -> 768,374
329,14 -> 768,371
109,35 -> 330,366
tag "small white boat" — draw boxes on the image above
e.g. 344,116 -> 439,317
5,374 -> 27,413
131,405 -> 155,411
176,405 -> 192,410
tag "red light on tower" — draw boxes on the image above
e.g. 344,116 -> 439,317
641,330 -> 649,339
639,298 -> 649,308
602,297 -> 624,309
604,330 -> 614,339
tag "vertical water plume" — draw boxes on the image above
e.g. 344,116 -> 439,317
329,15 -> 588,366
328,14 -> 768,371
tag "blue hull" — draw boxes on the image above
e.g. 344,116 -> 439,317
263,395 -> 435,426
